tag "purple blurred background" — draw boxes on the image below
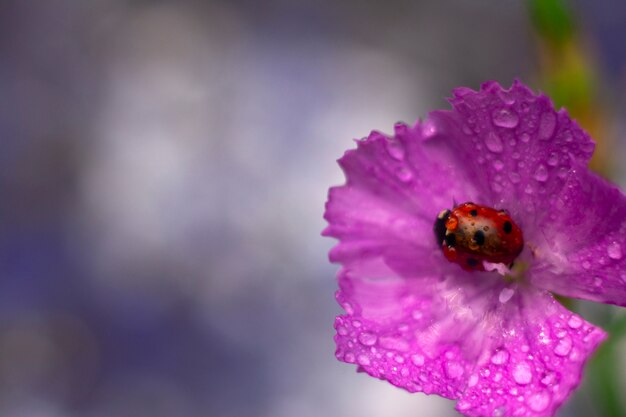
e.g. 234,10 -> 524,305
1,1 -> 625,416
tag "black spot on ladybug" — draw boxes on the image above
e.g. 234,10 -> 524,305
433,210 -> 450,246
469,209 -> 478,217
503,221 -> 512,234
473,230 -> 485,246
466,258 -> 479,267
445,233 -> 456,247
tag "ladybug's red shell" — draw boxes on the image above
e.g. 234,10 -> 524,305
434,202 -> 524,271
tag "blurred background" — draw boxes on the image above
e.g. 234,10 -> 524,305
1,1 -> 626,416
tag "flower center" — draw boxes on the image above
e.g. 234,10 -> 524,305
433,202 -> 524,271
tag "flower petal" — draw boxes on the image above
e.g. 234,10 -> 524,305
426,80 -> 595,243
529,167 -> 626,306
323,123 -> 481,276
456,288 -> 605,417
334,255 -> 503,399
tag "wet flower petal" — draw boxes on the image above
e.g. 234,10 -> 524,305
529,167 -> 626,306
427,80 -> 595,243
457,288 -> 605,417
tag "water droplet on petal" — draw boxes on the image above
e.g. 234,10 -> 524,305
337,326 -> 348,336
492,108 -> 520,128
396,167 -> 413,182
344,352 -> 355,363
386,142 -> 405,160
534,164 -> 549,182
422,120 -> 437,138
607,242 -> 622,260
527,392 -> 550,412
512,362 -> 532,385
379,336 -> 410,351
457,400 -> 472,411
485,132 -> 504,153
493,160 -> 504,171
538,111 -> 557,140
499,288 -> 515,304
467,373 -> 479,387
358,332 -> 378,346
509,172 -> 521,184
554,336 -> 572,356
524,184 -> 534,195
411,353 -> 425,366
547,152 -> 558,166
357,354 -> 371,366
520,132 -> 530,143
541,371 -> 557,386
444,361 -> 464,379
581,260 -> 591,270
491,349 -> 510,365
567,315 -> 583,329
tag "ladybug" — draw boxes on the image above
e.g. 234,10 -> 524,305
433,202 -> 524,271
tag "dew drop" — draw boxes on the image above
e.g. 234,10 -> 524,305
342,302 -> 354,314
357,354 -> 371,366
493,160 -> 504,171
492,406 -> 506,417
485,132 -> 504,153
524,184 -> 534,195
358,332 -> 378,346
499,287 -> 516,303
581,260 -> 591,270
467,373 -> 479,387
534,164 -> 549,182
509,172 -> 521,184
491,349 -> 510,365
567,315 -> 583,329
492,108 -> 520,128
527,392 -> 550,412
444,361 -> 464,379
491,181 -> 503,193
344,352 -> 355,363
512,362 -> 532,385
607,242 -> 622,260
396,167 -> 413,182
547,152 -> 559,167
457,400 -> 472,411
411,353 -> 425,366
554,336 -> 572,356
379,336 -> 410,351
538,111 -> 557,140
422,120 -> 437,138
462,124 -> 473,135
520,132 -> 530,143
541,371 -> 557,386
386,142 -> 405,160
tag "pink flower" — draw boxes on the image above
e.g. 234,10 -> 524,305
323,81 -> 626,417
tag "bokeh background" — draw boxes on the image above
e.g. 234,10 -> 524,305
1,1 -> 626,416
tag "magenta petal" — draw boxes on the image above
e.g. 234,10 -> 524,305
427,81 -> 595,241
323,124 -> 481,277
334,255 -> 503,398
529,167 -> 626,306
456,288 -> 606,417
